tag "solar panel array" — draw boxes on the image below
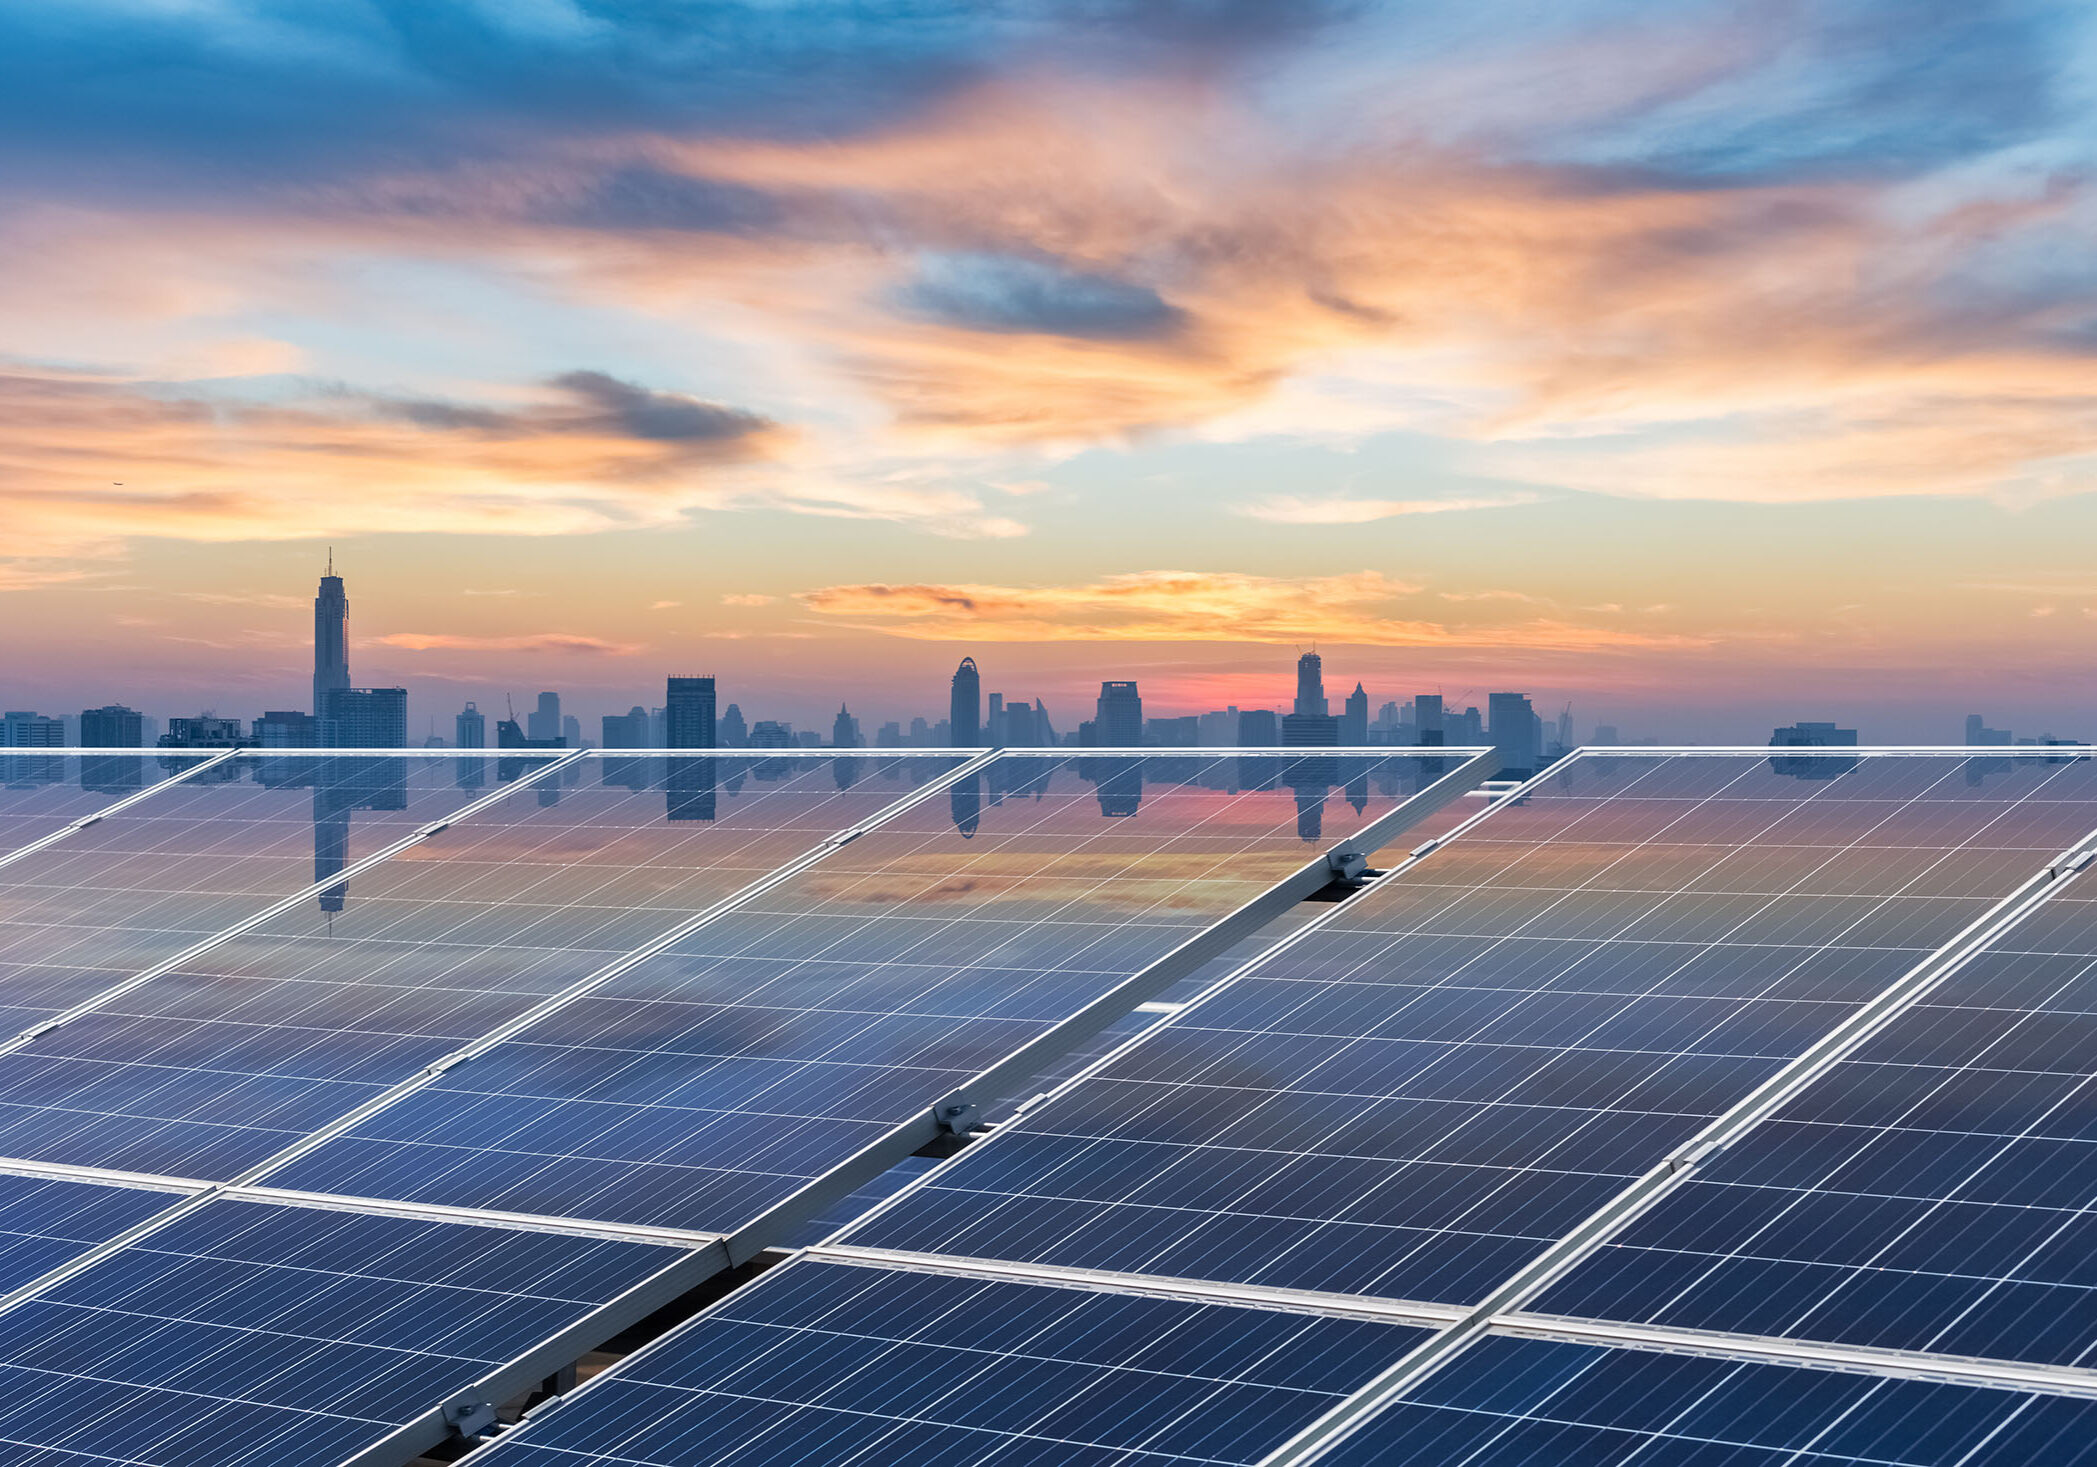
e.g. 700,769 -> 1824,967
463,749 -> 2097,1467
0,745 -> 1486,1466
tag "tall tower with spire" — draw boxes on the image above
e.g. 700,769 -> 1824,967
950,657 -> 981,747
313,550 -> 350,718
1293,650 -> 1327,718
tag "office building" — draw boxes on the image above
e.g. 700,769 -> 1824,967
1282,712 -> 1340,747
719,703 -> 748,747
1965,714 -> 2012,746
601,707 -> 650,748
1770,720 -> 1860,779
312,553 -> 349,718
321,688 -> 408,748
1294,652 -> 1327,718
1414,693 -> 1444,747
832,705 -> 861,748
950,658 -> 982,747
1341,683 -> 1369,745
1238,708 -> 1280,745
1,712 -> 63,747
665,677 -> 716,749
253,710 -> 317,747
79,705 -> 144,747
158,715 -> 248,748
1094,681 -> 1143,746
528,692 -> 562,743
1488,692 -> 1540,778
456,703 -> 487,749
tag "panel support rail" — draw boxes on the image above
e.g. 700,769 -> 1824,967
0,747 -> 244,876
1255,828 -> 2097,1467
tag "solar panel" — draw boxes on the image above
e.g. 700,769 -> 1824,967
0,753 -> 566,1032
0,753 -> 220,863
1304,1331 -> 2097,1467
838,753 -> 2097,1307
461,1255 -> 1433,1467
263,752 -> 1483,1235
0,755 -> 964,1182
0,1171 -> 182,1290
0,1195 -> 685,1467
1536,873 -> 2097,1366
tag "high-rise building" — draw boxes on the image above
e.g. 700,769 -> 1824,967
832,705 -> 861,748
1340,683 -> 1369,745
665,677 -> 717,749
528,692 -> 562,743
313,553 -> 350,718
1488,692 -> 1540,777
1094,681 -> 1143,746
253,710 -> 316,746
601,707 -> 650,747
1965,714 -> 2012,746
985,692 -> 1005,747
1282,712 -> 1339,747
1238,708 -> 1279,745
456,703 -> 486,749
321,687 -> 407,748
908,716 -> 931,746
1414,693 -> 1445,747
1294,652 -> 1327,718
2,712 -> 63,747
78,706 -> 143,747
562,714 -> 582,748
718,703 -> 748,747
950,658 -> 982,747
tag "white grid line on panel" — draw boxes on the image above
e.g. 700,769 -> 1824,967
0,749 -> 245,877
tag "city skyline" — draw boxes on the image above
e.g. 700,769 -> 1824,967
4,6 -> 2097,741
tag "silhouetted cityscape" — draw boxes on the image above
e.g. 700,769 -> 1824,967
5,561 -> 2088,778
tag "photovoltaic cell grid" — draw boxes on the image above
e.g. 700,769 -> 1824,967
844,754 -> 2097,1308
0,1196 -> 683,1467
0,1172 -> 180,1291
0,756 -> 963,1183
1310,1332 -> 2097,1467
0,754 -> 562,1034
465,1256 -> 1430,1467
269,753 -> 1461,1233
0,753 -> 210,855
1540,878 -> 2097,1368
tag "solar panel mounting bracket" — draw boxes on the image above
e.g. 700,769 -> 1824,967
441,1392 -> 499,1441
931,1097 -> 982,1135
1305,848 -> 1382,903
2051,849 -> 2097,877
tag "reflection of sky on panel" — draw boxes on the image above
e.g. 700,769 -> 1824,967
0,1173 -> 181,1292
472,1257 -> 1428,1467
0,757 -> 959,1181
0,754 -> 211,854
1543,881 -> 2097,1367
1316,1333 -> 2097,1467
0,755 -> 561,1030
270,754 -> 1463,1231
847,755 -> 2097,1307
0,1197 -> 683,1467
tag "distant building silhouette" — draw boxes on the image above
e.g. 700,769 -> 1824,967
1965,714 -> 2012,746
950,658 -> 982,746
1770,720 -> 1859,779
528,692 -> 562,743
719,703 -> 748,747
158,714 -> 248,748
456,703 -> 486,749
665,677 -> 716,749
321,688 -> 407,748
832,705 -> 861,748
1294,651 -> 1328,718
79,705 -> 143,748
1341,683 -> 1369,745
562,714 -> 581,748
1488,692 -> 1540,777
1282,712 -> 1339,747
1238,708 -> 1279,745
312,552 -> 349,718
601,707 -> 649,747
253,710 -> 316,747
1094,681 -> 1143,746
1413,693 -> 1444,747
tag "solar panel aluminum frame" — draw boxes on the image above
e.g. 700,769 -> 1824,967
0,746 -> 244,875
1252,762 -> 2097,1467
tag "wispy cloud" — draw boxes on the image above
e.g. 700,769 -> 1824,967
1242,493 -> 1542,524
720,593 -> 775,606
372,632 -> 642,655
796,570 -> 1705,650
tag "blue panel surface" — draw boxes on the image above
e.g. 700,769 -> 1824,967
0,755 -> 960,1181
0,753 -> 562,1030
0,754 -> 209,856
0,1197 -> 683,1466
470,1256 -> 1428,1467
1540,879 -> 2097,1366
1316,1332 -> 2097,1466
270,754 -> 1462,1231
0,1172 -> 179,1289
845,754 -> 2097,1306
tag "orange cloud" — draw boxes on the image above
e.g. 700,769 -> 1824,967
795,570 -> 1705,651
372,632 -> 642,655
1243,493 -> 1543,523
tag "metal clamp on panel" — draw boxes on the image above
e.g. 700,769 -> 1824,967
2050,850 -> 2097,878
932,1098 -> 981,1135
1306,849 -> 1383,903
1666,1138 -> 1721,1173
66,814 -> 104,831
414,819 -> 453,839
442,1392 -> 500,1440
1409,837 -> 1440,859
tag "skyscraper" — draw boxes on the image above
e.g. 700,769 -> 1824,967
313,552 -> 349,718
528,692 -> 562,743
79,705 -> 143,747
456,703 -> 486,749
1341,682 -> 1369,745
1095,681 -> 1143,746
1488,692 -> 1540,778
1294,651 -> 1327,718
950,657 -> 982,746
665,677 -> 717,748
719,703 -> 748,747
832,705 -> 860,748
320,687 -> 407,748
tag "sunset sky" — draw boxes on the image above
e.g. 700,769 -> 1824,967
6,1 -> 2097,739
